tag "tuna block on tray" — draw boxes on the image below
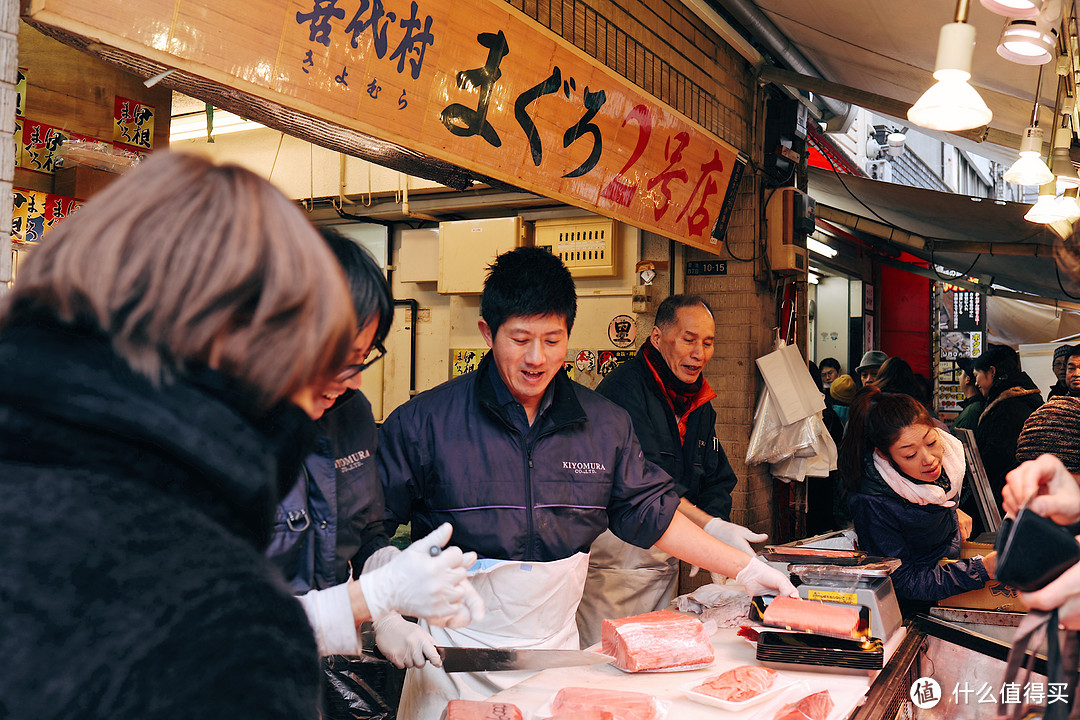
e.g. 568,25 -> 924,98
773,690 -> 834,720
761,596 -> 864,639
552,687 -> 663,720
691,664 -> 778,702
441,699 -> 524,720
601,609 -> 714,672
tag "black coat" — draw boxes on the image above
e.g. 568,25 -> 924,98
975,372 -> 1043,507
849,455 -> 988,603
595,347 -> 737,520
0,321 -> 321,719
378,352 -> 680,561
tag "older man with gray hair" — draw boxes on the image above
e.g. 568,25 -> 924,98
575,294 -> 765,646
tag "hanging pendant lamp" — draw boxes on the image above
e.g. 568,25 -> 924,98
908,0 -> 993,131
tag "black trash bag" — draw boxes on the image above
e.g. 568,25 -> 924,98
321,654 -> 405,720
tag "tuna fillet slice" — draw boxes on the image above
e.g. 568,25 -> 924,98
692,664 -> 778,702
761,596 -> 864,638
773,690 -> 834,720
551,686 -> 662,720
441,699 -> 524,720
601,609 -> 714,672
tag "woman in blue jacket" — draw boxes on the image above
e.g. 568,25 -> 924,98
840,387 -> 997,613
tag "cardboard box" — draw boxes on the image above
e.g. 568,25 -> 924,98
53,165 -> 120,200
937,541 -> 1027,611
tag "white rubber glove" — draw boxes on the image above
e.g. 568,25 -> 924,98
703,518 -> 768,557
362,545 -> 401,574
688,519 -> 768,581
428,575 -> 486,629
735,557 -> 799,598
374,612 -> 442,668
358,523 -> 477,622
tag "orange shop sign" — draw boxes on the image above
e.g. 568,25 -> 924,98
28,0 -> 747,253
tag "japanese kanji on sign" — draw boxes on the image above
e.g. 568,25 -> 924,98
28,0 -> 747,253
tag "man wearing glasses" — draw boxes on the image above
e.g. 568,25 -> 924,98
266,228 -> 483,672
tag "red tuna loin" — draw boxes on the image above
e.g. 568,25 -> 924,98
546,712 -> 614,720
552,686 -> 662,720
761,596 -> 862,638
773,690 -> 835,720
441,699 -> 524,720
600,609 -> 714,671
692,664 -> 778,702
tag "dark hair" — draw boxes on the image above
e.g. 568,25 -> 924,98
1068,345 -> 1080,363
480,247 -> 576,337
838,386 -> 935,491
820,357 -> 841,373
655,294 -> 712,330
319,228 -> 394,346
972,343 -> 1021,397
809,361 -> 823,393
871,357 -> 929,407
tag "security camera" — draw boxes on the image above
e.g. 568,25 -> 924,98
865,137 -> 881,159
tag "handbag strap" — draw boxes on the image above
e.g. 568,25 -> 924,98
1001,610 -> 1080,720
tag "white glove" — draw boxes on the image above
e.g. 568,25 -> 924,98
688,519 -> 768,580
359,523 -> 478,622
703,518 -> 768,557
735,557 -> 799,598
374,612 -> 442,668
362,545 -> 401,573
428,576 -> 486,629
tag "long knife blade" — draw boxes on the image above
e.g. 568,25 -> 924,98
436,646 -> 614,673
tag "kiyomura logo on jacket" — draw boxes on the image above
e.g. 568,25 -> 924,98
336,449 -> 371,473
562,460 -> 608,474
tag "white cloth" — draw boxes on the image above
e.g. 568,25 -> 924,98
398,553 -> 590,720
295,581 -> 362,656
871,429 -> 965,508
575,529 -> 679,647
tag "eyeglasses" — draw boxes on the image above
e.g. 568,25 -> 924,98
333,341 -> 386,383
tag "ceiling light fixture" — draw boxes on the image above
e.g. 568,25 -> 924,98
807,237 -> 838,258
1005,65 -> 1054,185
998,18 -> 1058,64
980,0 -> 1042,18
908,0 -> 993,131
1056,186 -> 1080,220
1053,146 -> 1080,189
1005,127 -> 1054,184
998,0 -> 1061,65
1025,180 -> 1068,222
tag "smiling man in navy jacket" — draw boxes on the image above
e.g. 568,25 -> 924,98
575,294 -> 765,646
375,249 -> 795,720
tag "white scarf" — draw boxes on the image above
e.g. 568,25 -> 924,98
871,428 -> 965,508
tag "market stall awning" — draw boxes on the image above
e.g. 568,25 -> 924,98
806,166 -> 1080,303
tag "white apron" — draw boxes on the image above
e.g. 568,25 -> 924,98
574,529 -> 679,648
398,552 -> 589,720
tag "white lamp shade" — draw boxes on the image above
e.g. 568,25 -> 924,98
1025,193 -> 1067,222
997,18 -> 1057,64
1004,126 -> 1053,185
1005,153 -> 1055,185
908,70 -> 994,131
1053,147 -> 1080,189
1055,194 -> 1080,221
981,0 -> 1042,18
909,23 -> 992,131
